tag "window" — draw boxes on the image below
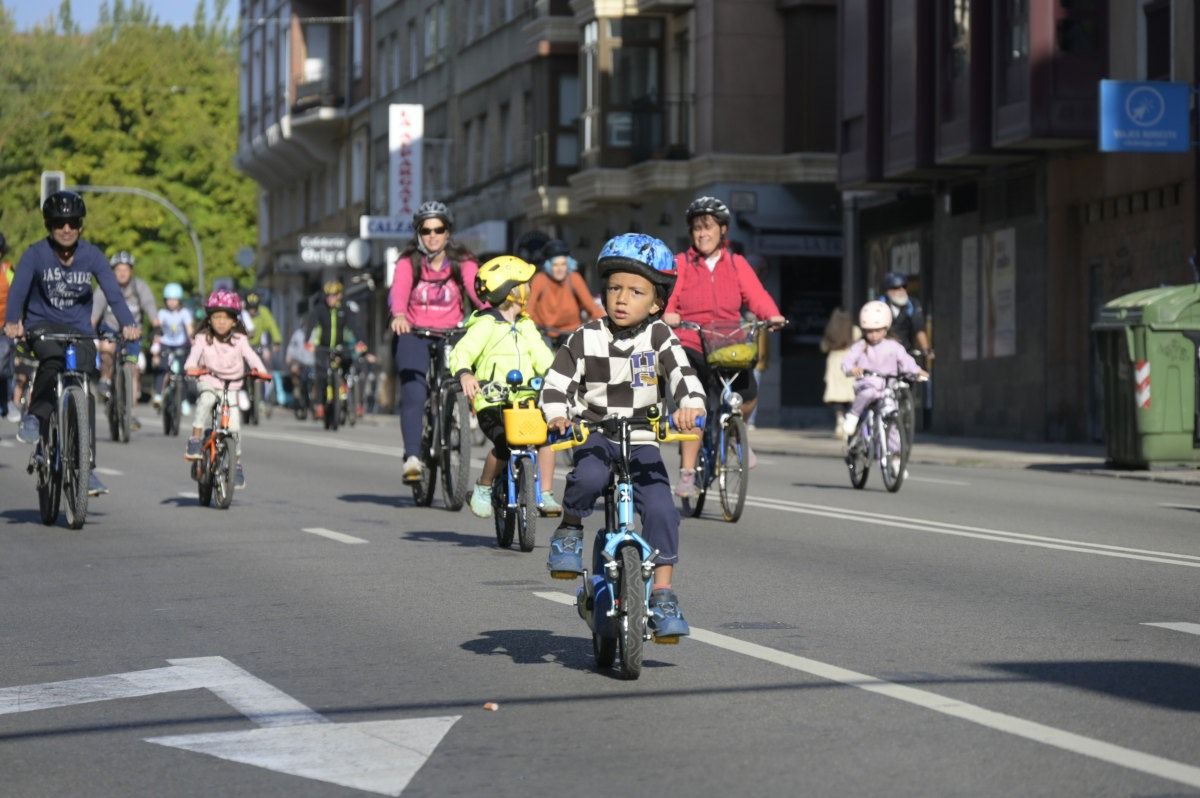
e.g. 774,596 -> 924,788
942,0 -> 970,119
1143,0 -> 1170,80
351,132 -> 366,203
998,0 -> 1028,104
377,40 -> 387,94
500,102 -> 512,167
605,18 -> 663,150
390,34 -> 401,91
338,141 -> 348,209
352,7 -> 364,81
279,3 -> 290,117
504,0 -> 514,22
479,0 -> 490,36
465,0 -> 474,41
479,113 -> 490,178
265,23 -> 276,121
424,8 -> 436,69
408,20 -> 418,78
557,74 -> 579,166
464,119 -> 475,184
581,20 -> 598,152
438,3 -> 448,54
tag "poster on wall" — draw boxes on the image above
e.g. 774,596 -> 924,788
960,236 -> 979,361
866,228 -> 924,300
983,228 -> 1017,358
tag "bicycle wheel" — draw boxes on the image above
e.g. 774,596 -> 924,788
593,632 -> 617,669
169,378 -> 183,436
197,453 -> 214,507
516,458 -> 537,552
37,421 -> 61,526
680,441 -> 708,518
214,442 -> 235,509
62,386 -> 90,530
880,414 -> 908,493
616,545 -> 645,681
324,371 -> 340,431
162,377 -> 175,436
846,418 -> 870,489
247,382 -> 259,426
492,472 -> 514,548
718,415 -> 749,522
119,361 -> 136,442
440,391 -> 471,511
411,403 -> 438,506
107,364 -> 123,442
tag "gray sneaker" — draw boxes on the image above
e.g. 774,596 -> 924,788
16,415 -> 40,445
87,472 -> 109,496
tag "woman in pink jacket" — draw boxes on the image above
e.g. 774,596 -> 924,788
663,196 -> 786,497
388,201 -> 485,482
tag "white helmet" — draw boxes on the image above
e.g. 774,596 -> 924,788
859,300 -> 892,331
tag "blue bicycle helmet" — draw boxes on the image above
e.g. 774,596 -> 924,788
883,272 -> 908,290
163,282 -> 185,301
597,233 -> 677,303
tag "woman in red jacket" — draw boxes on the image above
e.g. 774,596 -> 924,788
663,196 -> 786,498
526,239 -> 605,347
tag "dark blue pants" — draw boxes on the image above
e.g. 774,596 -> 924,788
393,333 -> 435,458
562,435 -> 680,565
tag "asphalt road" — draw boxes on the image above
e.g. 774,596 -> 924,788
2,409 -> 1199,797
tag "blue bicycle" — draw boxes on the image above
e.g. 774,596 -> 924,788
550,407 -> 700,680
489,369 -> 548,552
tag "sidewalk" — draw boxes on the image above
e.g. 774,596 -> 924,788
748,425 -> 1200,487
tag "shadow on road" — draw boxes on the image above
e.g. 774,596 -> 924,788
461,628 -> 675,676
403,529 -> 495,548
986,660 -> 1200,712
791,481 -> 859,491
2,508 -> 46,525
339,493 -> 415,509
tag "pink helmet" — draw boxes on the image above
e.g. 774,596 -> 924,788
205,289 -> 242,315
858,300 -> 892,331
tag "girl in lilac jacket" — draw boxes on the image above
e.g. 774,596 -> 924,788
841,300 -> 927,436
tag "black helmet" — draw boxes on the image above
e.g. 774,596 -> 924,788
883,272 -> 908,290
685,195 -> 730,226
413,200 -> 453,230
541,239 -> 570,260
42,191 -> 86,224
245,290 -> 261,309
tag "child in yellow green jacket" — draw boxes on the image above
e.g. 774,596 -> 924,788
448,256 -> 559,518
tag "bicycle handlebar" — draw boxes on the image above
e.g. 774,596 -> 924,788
410,326 -> 464,340
186,368 -> 271,384
859,369 -> 927,382
676,318 -> 788,332
549,412 -> 703,452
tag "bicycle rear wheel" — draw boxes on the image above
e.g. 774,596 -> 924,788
718,415 -> 749,522
37,420 -> 61,525
119,361 -> 136,442
62,386 -> 90,529
492,472 -> 514,548
880,414 -> 907,493
616,545 -> 645,680
516,458 -> 537,552
440,391 -> 471,511
411,402 -> 438,506
324,370 -> 340,431
680,442 -> 708,518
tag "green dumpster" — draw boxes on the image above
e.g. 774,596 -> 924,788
1092,284 -> 1200,468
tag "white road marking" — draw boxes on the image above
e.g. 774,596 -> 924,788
303,527 -> 368,545
242,429 -> 405,459
0,656 -> 457,796
534,591 -> 1200,790
94,467 -> 123,476
0,439 -> 14,448
179,491 -> 197,498
743,495 -> 1200,568
1142,622 -> 1200,637
906,475 -> 970,486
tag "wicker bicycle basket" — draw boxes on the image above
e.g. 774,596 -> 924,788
700,321 -> 760,370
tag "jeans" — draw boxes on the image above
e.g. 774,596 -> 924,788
393,333 -> 436,459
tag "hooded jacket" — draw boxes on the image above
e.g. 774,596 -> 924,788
448,308 -> 554,412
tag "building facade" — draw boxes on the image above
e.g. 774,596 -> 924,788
837,0 -> 1196,442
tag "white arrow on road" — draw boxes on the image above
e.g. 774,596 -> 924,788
0,656 -> 459,796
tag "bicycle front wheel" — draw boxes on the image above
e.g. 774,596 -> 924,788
880,414 -> 907,493
169,377 -> 184,436
492,472 -> 514,548
214,442 -> 235,509
119,361 -> 136,442
718,415 -> 749,522
62,386 -> 91,529
162,377 -> 175,436
516,457 -> 537,552
37,419 -> 61,525
616,545 -> 645,681
107,364 -> 123,442
440,391 -> 471,511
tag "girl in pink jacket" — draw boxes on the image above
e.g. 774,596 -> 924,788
841,300 -> 927,436
183,290 -> 268,489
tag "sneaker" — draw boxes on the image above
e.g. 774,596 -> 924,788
130,415 -> 142,431
184,437 -> 202,460
469,483 -> 493,517
674,468 -> 696,499
237,390 -> 251,412
181,400 -> 192,416
6,406 -> 21,423
152,393 -> 162,409
538,491 -> 562,517
547,525 -> 585,578
234,463 -> 246,489
402,455 -> 423,483
16,414 -> 40,444
97,379 -> 112,401
314,404 -> 325,420
842,413 -> 860,436
87,472 -> 109,496
648,588 -> 690,639
747,445 -> 757,470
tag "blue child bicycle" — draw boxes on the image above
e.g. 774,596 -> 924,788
549,407 -> 700,680
489,369 -> 548,552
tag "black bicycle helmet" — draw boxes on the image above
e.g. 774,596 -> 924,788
245,290 -> 261,309
42,191 -> 86,225
413,200 -> 453,230
541,239 -> 571,261
685,195 -> 730,226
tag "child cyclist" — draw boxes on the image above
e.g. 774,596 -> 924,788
449,256 -> 560,517
152,282 -> 194,409
183,290 -> 269,488
540,233 -> 705,639
841,300 -> 928,440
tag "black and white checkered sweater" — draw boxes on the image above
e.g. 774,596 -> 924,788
540,318 -> 706,436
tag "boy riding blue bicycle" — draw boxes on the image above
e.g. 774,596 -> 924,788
540,233 -> 705,639
449,255 -> 559,517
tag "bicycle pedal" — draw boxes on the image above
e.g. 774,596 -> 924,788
538,507 -> 563,518
653,635 -> 681,645
549,570 -> 581,581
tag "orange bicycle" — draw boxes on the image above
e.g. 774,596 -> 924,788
186,368 -> 269,509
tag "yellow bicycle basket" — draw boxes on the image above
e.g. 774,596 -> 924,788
706,342 -> 758,369
504,400 -> 548,446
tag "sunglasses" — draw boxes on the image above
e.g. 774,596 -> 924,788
418,225 -> 447,236
51,219 -> 83,230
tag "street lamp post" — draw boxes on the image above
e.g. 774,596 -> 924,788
70,184 -> 207,295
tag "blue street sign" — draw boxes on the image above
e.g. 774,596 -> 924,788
1099,80 -> 1191,153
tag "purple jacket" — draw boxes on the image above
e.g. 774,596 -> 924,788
841,338 -> 920,391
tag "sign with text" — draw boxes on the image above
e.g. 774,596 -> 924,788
1099,80 -> 1190,154
297,234 -> 350,267
389,104 -> 424,217
360,215 -> 414,241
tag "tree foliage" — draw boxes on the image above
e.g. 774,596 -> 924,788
0,4 -> 256,296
